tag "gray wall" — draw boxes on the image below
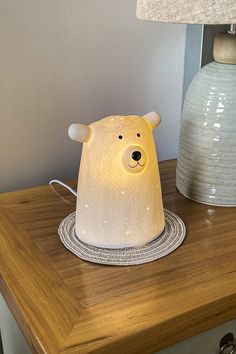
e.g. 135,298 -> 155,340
182,25 -> 203,100
0,0 -> 186,193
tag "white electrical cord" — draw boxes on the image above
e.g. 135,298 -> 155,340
49,179 -> 78,197
229,24 -> 236,35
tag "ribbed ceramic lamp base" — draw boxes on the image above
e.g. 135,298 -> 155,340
176,61 -> 236,206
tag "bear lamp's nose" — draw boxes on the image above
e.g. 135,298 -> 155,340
122,145 -> 146,173
132,151 -> 142,161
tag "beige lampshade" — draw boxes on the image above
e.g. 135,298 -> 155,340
136,0 -> 236,24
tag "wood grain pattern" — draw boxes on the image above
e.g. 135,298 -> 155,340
214,32 -> 236,64
0,159 -> 236,353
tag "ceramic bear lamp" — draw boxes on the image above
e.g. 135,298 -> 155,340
68,112 -> 165,249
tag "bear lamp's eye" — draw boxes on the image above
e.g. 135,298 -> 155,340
118,135 -> 123,140
137,133 -> 141,137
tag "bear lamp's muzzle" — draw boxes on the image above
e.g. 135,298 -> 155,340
121,145 -> 147,173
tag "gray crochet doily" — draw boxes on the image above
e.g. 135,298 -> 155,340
58,209 -> 186,266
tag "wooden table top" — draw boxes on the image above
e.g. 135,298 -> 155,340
1,159 -> 236,354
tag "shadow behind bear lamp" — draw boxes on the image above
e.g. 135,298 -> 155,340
58,112 -> 186,266
136,0 -> 236,206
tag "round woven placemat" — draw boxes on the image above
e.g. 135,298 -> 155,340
58,209 -> 186,266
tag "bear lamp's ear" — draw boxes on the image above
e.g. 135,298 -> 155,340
68,123 -> 92,143
144,111 -> 161,130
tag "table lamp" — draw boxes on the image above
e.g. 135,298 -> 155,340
68,112 -> 165,249
136,0 -> 236,206
58,112 -> 186,266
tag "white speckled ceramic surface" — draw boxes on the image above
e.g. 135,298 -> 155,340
176,61 -> 236,206
71,114 -> 165,249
